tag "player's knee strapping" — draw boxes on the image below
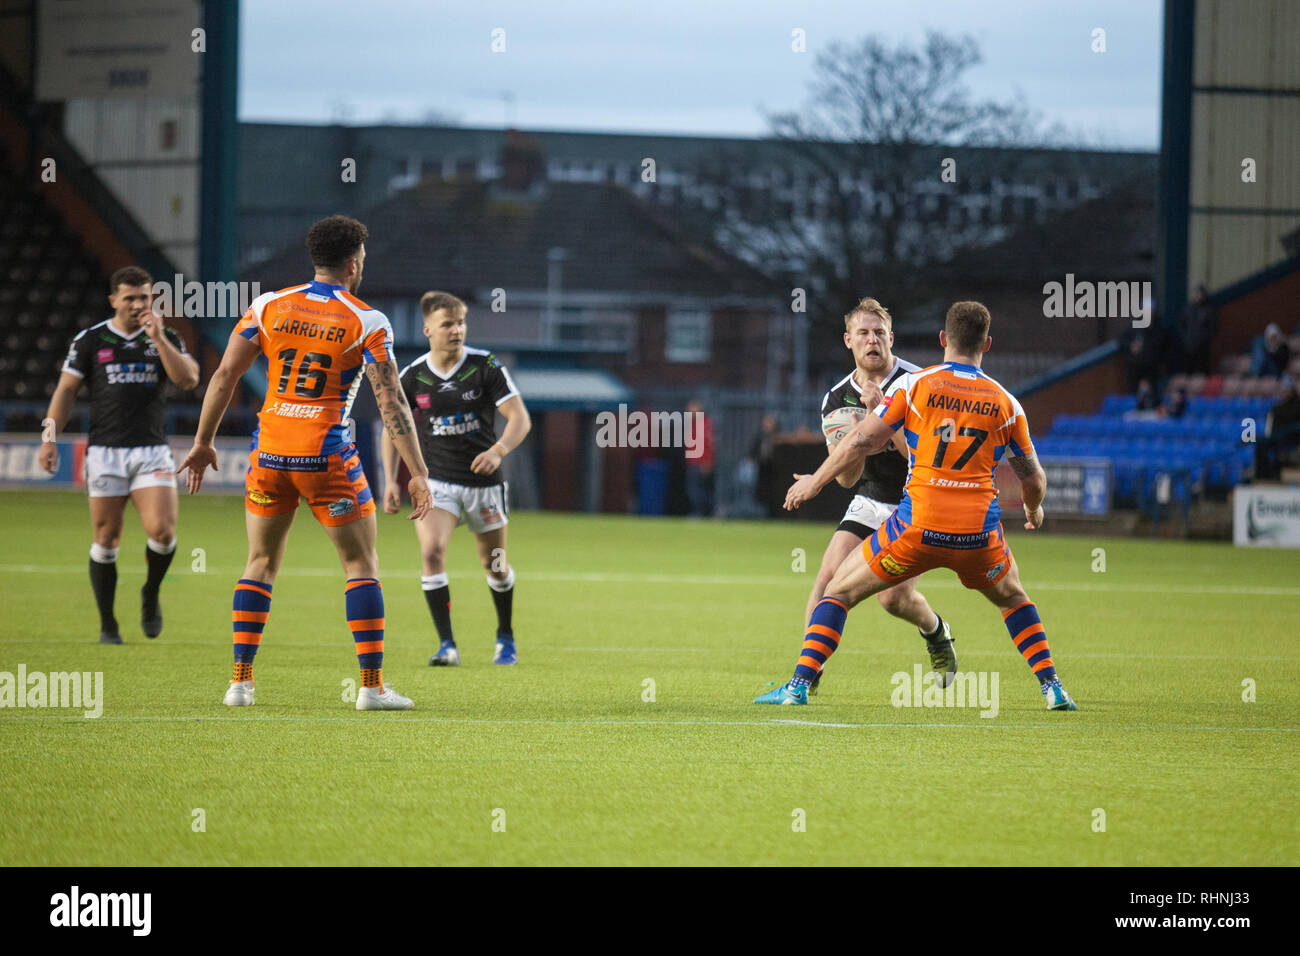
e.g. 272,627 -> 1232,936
232,579 -> 272,680
794,597 -> 848,680
1002,600 -> 1056,682
346,578 -> 385,687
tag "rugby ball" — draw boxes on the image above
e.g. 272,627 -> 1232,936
822,406 -> 866,446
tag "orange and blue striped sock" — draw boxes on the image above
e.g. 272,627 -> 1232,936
791,597 -> 848,687
232,578 -> 272,683
346,577 -> 385,689
1002,600 -> 1057,683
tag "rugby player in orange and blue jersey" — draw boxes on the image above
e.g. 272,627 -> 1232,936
177,216 -> 434,711
756,301 -> 1078,711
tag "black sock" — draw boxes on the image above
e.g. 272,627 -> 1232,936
89,557 -> 118,631
921,612 -> 944,641
423,585 -> 455,644
489,580 -> 514,635
144,542 -> 176,594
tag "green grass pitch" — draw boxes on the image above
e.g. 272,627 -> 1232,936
1,489 -> 1296,866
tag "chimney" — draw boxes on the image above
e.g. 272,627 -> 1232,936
500,129 -> 545,193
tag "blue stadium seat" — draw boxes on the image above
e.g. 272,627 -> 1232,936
1215,421 -> 1241,441
1101,394 -> 1137,414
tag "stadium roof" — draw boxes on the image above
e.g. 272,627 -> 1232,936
507,368 -> 633,411
243,177 -> 780,303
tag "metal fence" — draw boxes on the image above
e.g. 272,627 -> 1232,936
634,386 -> 826,518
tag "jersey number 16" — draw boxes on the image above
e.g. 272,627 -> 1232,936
276,348 -> 332,399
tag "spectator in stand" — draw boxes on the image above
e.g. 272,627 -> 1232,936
1255,376 -> 1300,480
1182,284 -> 1217,375
1163,385 -> 1188,419
1136,378 -> 1159,411
1251,323 -> 1292,379
1124,324 -> 1165,392
685,399 -> 716,517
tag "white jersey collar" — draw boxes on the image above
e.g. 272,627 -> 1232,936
108,318 -> 146,340
852,357 -> 900,392
427,349 -> 467,379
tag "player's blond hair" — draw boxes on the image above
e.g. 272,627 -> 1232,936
420,291 -> 467,317
844,297 -> 893,331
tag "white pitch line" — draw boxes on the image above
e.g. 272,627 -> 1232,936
1,563 -> 1299,597
0,637 -> 1291,662
554,647 -> 1298,662
0,713 -> 1296,733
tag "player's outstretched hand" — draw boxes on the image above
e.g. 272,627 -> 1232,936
177,443 -> 218,494
861,379 -> 884,410
784,472 -> 820,511
407,476 -> 432,521
383,483 -> 402,514
1023,503 -> 1045,530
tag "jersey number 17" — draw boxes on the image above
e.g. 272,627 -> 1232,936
931,425 -> 988,469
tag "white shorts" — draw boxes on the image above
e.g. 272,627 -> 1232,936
838,494 -> 896,538
430,479 -> 509,534
85,444 -> 177,497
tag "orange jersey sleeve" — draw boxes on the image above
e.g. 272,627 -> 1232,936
875,377 -> 910,432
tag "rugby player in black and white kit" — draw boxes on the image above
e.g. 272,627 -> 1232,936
802,297 -> 957,691
39,266 -> 200,643
382,291 -> 532,666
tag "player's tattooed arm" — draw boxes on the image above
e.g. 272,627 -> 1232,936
366,360 -> 432,520
366,360 -> 428,477
847,424 -> 891,456
1008,452 -> 1043,481
787,414 -> 891,510
1008,452 -> 1047,521
366,361 -> 408,434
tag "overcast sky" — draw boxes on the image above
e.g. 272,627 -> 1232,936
240,0 -> 1163,149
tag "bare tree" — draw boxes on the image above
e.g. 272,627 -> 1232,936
722,31 -> 1059,327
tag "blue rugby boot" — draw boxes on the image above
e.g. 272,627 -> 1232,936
1042,678 -> 1078,711
429,639 -> 460,667
493,633 -> 517,665
753,681 -> 809,705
